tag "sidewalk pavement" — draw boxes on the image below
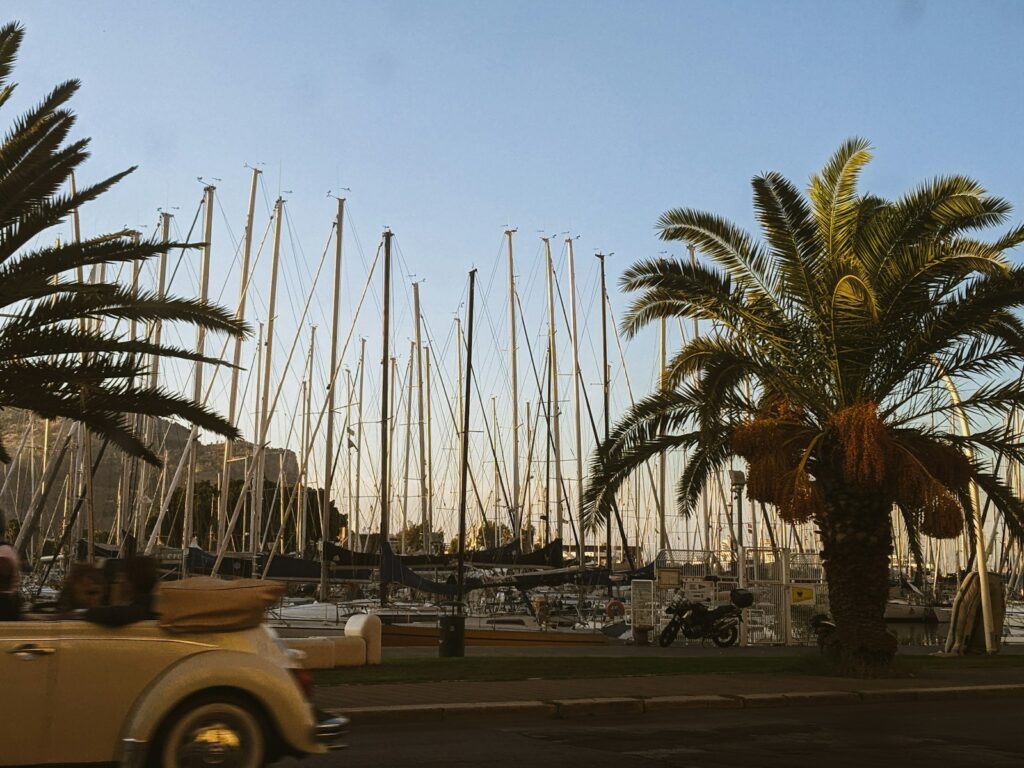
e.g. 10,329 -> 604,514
314,646 -> 1024,721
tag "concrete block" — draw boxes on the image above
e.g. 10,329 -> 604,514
553,697 -> 644,718
332,636 -> 367,667
856,688 -> 919,703
286,637 -> 335,670
346,613 -> 382,665
643,695 -> 743,711
336,704 -> 444,723
914,684 -> 1024,701
735,693 -> 791,708
442,701 -> 557,719
782,691 -> 861,707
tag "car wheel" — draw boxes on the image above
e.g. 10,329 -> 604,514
157,697 -> 266,768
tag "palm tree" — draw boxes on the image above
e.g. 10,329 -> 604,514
584,138 -> 1024,673
0,22 -> 246,462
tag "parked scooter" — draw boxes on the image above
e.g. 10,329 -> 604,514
658,578 -> 754,648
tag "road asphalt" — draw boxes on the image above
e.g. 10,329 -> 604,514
278,698 -> 1024,768
312,643 -> 1024,718
288,643 -> 1024,766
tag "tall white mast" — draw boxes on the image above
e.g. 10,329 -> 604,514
687,243 -> 711,552
321,197 -> 345,597
137,212 -> 171,543
298,327 -> 316,555
544,238 -> 563,543
400,340 -> 415,554
424,345 -> 434,552
69,172 -> 96,562
524,400 -> 534,550
254,197 -> 284,557
413,283 -> 429,552
506,229 -> 521,544
354,337 -> 366,551
182,185 -> 215,570
344,368 -> 354,547
249,322 -> 263,552
379,230 -> 394,603
491,395 -> 500,544
566,236 -> 583,567
658,317 -> 669,553
218,168 -> 260,548
455,317 -> 464,450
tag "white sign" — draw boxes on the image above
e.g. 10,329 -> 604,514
631,579 -> 656,630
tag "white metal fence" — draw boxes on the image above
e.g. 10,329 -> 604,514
655,547 -> 829,645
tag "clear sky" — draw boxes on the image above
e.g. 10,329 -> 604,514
5,1 -> 1024,549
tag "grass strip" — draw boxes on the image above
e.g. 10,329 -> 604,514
312,653 -> 1024,687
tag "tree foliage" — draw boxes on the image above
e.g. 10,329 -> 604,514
0,22 -> 248,465
584,139 -> 1024,670
585,138 -> 1024,540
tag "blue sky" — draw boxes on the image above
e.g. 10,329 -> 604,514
5,1 -> 1024,546
11,1 -> 1023,281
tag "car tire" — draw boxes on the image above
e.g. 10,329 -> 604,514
155,696 -> 266,768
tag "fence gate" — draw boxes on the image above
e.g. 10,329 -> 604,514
655,548 -> 828,645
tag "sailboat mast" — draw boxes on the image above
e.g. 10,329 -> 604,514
658,317 -> 669,553
400,340 -> 415,554
255,197 -> 285,558
298,327 -> 316,555
457,269 -> 478,605
69,172 -> 96,563
379,230 -> 393,605
355,338 -> 366,551
138,212 -> 171,543
687,243 -> 711,552
343,368 -> 354,547
413,283 -> 429,552
182,185 -> 214,571
117,233 -> 141,546
424,345 -> 434,552
598,253 -> 612,568
321,196 -> 345,598
544,238 -> 563,543
506,229 -> 521,545
567,237 -> 583,567
524,400 -> 534,550
219,167 -> 260,548
455,317 -> 463,449
249,322 -> 263,553
491,396 -> 500,545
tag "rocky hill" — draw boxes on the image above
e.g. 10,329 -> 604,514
0,408 -> 298,537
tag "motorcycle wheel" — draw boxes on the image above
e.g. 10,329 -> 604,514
712,625 -> 738,648
658,622 -> 680,647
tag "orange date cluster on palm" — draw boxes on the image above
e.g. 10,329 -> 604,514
731,401 -> 969,538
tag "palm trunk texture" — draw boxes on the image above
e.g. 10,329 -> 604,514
817,482 -> 897,674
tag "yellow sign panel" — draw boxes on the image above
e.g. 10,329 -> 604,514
791,586 -> 815,604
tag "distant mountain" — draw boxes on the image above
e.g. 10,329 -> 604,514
0,408 -> 298,537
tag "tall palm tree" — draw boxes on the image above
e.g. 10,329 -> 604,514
584,138 -> 1024,673
0,21 -> 246,463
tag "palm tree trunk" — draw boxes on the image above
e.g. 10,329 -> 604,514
817,483 -> 897,674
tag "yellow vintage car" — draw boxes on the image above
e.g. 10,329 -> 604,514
0,617 -> 345,767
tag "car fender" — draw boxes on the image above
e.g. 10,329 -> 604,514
116,647 -> 320,764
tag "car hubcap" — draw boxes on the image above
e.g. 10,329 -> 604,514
180,720 -> 248,767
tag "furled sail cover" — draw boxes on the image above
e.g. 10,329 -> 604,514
379,540 -> 481,597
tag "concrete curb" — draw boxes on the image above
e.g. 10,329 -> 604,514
329,683 -> 1024,722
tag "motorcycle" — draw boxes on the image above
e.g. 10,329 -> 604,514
658,581 -> 753,648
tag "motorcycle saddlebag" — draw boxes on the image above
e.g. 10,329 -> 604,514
730,588 -> 754,608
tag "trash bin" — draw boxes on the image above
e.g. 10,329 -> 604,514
439,614 -> 465,657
